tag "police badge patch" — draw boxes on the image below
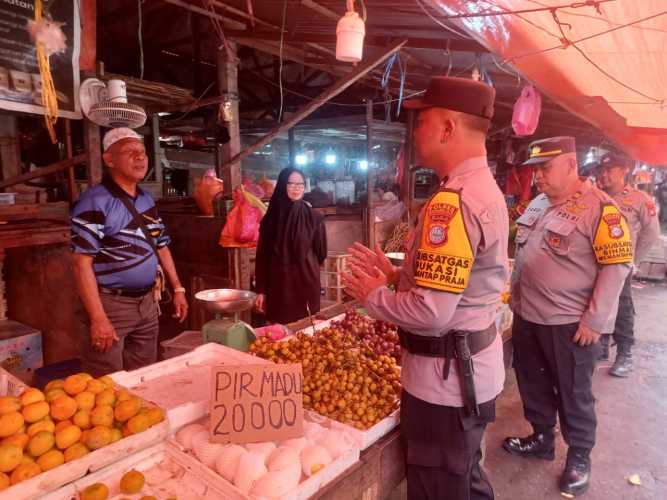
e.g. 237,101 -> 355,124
428,225 -> 448,245
603,212 -> 624,239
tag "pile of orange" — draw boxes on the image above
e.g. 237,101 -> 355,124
0,373 -> 164,489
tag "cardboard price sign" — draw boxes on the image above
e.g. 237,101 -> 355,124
210,364 -> 303,444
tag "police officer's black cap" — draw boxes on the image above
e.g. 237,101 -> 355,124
403,76 -> 495,120
595,152 -> 633,170
522,136 -> 576,166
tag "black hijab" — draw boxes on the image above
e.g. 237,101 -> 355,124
259,168 -> 320,264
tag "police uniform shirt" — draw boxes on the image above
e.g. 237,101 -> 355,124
365,156 -> 508,407
511,179 -> 631,333
612,185 -> 660,264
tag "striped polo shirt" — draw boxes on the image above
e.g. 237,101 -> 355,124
70,179 -> 170,290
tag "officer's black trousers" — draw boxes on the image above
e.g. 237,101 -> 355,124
512,316 -> 599,450
401,390 -> 495,500
612,273 -> 635,349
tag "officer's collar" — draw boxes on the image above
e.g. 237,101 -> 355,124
549,178 -> 594,207
440,156 -> 488,186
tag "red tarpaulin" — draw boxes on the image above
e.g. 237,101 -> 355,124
430,1 -> 667,163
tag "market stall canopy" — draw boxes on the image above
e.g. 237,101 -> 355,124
429,0 -> 667,164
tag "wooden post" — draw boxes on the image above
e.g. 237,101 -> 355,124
0,116 -> 20,182
79,0 -> 97,72
151,114 -> 163,198
65,120 -> 76,202
404,110 -> 415,224
366,99 -> 375,249
288,128 -> 296,168
217,41 -> 242,197
84,120 -> 102,185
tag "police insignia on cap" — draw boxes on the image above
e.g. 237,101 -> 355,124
603,213 -> 624,239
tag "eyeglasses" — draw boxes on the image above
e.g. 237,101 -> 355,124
287,182 -> 305,188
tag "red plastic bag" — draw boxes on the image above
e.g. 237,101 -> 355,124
193,169 -> 224,215
219,187 -> 263,247
512,84 -> 542,136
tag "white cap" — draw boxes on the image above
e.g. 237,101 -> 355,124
103,127 -> 143,152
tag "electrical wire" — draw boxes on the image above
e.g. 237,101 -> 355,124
414,0 -> 473,39
160,80 -> 216,121
551,9 -> 662,103
138,0 -> 144,79
480,0 -> 561,41
439,0 -> 616,20
278,0 -> 288,122
522,0 -> 667,35
509,9 -> 667,62
250,71 -> 426,108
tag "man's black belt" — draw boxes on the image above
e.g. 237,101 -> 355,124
98,285 -> 153,298
398,323 -> 497,417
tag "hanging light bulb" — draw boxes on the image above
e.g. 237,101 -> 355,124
336,0 -> 366,63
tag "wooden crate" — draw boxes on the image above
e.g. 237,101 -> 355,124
321,252 -> 350,303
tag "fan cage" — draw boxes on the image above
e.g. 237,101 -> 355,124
89,101 -> 147,128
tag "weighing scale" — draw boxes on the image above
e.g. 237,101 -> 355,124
194,289 -> 257,352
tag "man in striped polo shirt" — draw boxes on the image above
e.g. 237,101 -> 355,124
71,128 -> 188,376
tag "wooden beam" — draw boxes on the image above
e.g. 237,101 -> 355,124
0,155 -> 87,190
0,116 -> 20,182
218,39 -> 407,173
79,0 -> 97,71
226,29 -> 485,53
217,42 -> 242,197
65,120 -> 76,202
366,99 -> 375,248
84,121 -> 103,185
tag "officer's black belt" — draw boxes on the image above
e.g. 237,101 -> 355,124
398,323 -> 496,359
399,323 -> 496,418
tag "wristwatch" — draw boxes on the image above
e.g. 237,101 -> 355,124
174,287 -> 186,294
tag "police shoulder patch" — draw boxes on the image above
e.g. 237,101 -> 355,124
414,189 -> 474,293
593,203 -> 633,265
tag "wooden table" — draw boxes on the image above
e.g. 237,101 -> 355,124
315,429 -> 405,500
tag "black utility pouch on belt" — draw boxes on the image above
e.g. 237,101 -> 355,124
398,324 -> 496,417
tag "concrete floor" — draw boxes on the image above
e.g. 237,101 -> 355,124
389,279 -> 667,499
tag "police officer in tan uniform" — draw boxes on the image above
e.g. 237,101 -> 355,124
595,153 -> 660,376
504,137 -> 632,497
343,76 -> 508,500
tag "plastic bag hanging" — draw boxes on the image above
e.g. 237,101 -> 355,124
512,84 -> 542,136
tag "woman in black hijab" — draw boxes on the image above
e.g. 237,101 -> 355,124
255,168 -> 328,324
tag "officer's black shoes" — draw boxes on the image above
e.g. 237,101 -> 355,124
559,449 -> 591,497
502,433 -> 555,460
610,353 -> 633,377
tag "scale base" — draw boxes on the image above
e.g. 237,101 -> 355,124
202,318 -> 256,352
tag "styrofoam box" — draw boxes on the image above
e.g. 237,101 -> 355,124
160,330 -> 205,359
110,343 -> 267,431
0,367 -> 169,500
169,418 -> 359,500
0,365 -> 28,396
42,441 -> 229,500
2,419 -> 167,499
109,345 -> 360,499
